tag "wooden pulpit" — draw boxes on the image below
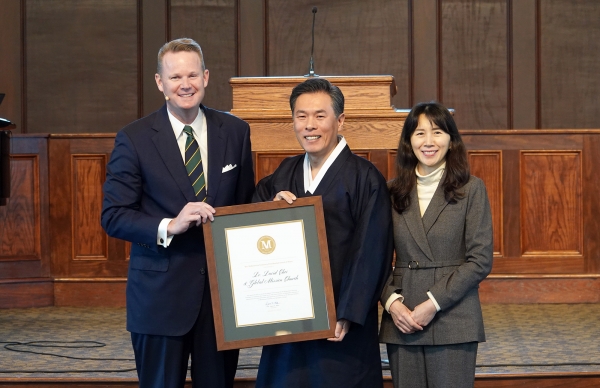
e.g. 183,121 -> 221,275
229,75 -> 408,181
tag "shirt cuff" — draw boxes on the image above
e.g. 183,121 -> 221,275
384,293 -> 404,313
157,218 -> 174,248
427,291 -> 441,312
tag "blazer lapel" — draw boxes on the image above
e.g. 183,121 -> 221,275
204,106 -> 226,205
421,171 -> 450,234
151,105 -> 197,202
402,187 -> 435,261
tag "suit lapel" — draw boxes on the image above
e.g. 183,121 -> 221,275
204,106 -> 226,205
151,105 -> 197,202
421,171 -> 449,234
402,187 -> 435,261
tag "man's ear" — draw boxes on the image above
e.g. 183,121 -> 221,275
155,73 -> 163,93
337,112 -> 346,130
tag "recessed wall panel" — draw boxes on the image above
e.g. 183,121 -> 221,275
170,0 -> 236,111
469,151 -> 503,256
540,0 -> 600,128
0,156 -> 40,259
72,156 -> 107,260
521,151 -> 582,256
441,0 -> 508,129
254,152 -> 302,183
26,0 -> 138,134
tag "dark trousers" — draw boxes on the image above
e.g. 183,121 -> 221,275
131,282 -> 239,388
387,342 -> 478,388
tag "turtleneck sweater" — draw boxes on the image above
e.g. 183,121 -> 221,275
416,162 -> 446,217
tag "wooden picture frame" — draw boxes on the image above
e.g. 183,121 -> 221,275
203,196 -> 336,350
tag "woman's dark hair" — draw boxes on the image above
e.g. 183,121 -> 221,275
389,102 -> 470,214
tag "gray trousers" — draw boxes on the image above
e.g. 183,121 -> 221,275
386,342 -> 478,388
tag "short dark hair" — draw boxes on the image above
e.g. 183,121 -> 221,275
389,102 -> 470,214
157,38 -> 205,75
289,78 -> 344,117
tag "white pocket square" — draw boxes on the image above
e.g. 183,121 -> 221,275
222,164 -> 237,173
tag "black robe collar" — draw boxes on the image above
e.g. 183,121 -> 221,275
295,145 -> 353,198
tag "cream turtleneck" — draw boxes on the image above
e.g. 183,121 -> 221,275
416,162 -> 446,217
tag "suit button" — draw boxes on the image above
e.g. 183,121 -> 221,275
200,268 -> 206,275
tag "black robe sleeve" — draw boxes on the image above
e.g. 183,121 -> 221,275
334,163 -> 394,326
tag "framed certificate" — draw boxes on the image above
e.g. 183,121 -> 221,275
203,196 -> 336,350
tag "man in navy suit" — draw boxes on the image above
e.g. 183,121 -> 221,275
101,38 -> 255,388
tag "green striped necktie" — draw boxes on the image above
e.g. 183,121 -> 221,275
183,125 -> 206,201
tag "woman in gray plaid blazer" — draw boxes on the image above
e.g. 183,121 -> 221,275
379,102 -> 493,388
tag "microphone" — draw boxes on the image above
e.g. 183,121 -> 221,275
305,6 -> 318,77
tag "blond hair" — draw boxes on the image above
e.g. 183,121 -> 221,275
157,38 -> 205,75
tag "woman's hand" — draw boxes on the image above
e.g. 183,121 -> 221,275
411,299 -> 437,327
389,300 -> 423,334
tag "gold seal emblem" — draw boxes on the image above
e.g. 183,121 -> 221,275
257,236 -> 276,254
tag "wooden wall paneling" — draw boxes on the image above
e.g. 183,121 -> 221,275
462,131 -> 582,151
0,278 -> 54,308
0,0 -> 23,132
468,151 -> 503,256
72,155 -> 108,260
142,0 -> 170,116
480,275 -> 600,304
48,137 -> 73,277
238,0 -> 266,76
500,149 -> 520,261
254,152 -> 302,183
540,1 -> 600,128
49,135 -> 129,279
440,0 -> 508,129
68,136 -> 130,277
363,150 -> 388,179
520,151 -> 583,271
25,0 -> 138,134
54,278 -> 126,307
411,0 -> 440,105
583,134 -> 600,273
0,135 -> 49,279
267,0 -> 410,110
170,0 -> 237,112
387,151 -> 397,181
461,131 -> 589,274
510,0 -> 537,129
0,155 -> 40,260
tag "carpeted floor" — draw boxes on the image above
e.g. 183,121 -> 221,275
0,304 -> 599,379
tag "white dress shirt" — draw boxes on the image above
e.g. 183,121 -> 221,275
303,135 -> 347,193
157,108 -> 208,248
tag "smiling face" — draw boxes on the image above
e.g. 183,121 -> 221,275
293,91 -> 345,166
411,113 -> 451,175
155,50 -> 208,124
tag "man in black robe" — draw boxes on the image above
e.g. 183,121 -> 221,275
253,78 -> 394,387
